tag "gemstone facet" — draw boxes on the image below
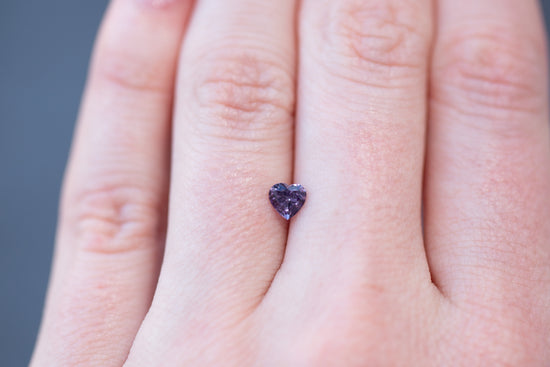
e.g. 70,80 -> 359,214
269,183 -> 307,220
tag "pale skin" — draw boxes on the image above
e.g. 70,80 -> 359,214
30,0 -> 550,365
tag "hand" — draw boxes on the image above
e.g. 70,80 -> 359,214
31,0 -> 550,365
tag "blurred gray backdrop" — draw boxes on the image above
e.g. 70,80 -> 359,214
2,0 -> 550,365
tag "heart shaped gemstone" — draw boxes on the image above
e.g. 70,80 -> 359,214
269,183 -> 307,220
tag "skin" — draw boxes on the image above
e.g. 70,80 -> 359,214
31,0 -> 550,366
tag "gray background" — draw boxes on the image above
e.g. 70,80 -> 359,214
1,0 -> 550,365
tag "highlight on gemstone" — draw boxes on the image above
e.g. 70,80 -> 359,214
269,183 -> 307,220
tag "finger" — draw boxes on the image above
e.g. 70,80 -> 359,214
278,0 -> 434,298
424,0 -> 550,353
31,1 -> 192,366
426,0 -> 549,297
124,0 -> 296,364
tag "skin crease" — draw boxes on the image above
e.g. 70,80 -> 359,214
30,0 -> 550,366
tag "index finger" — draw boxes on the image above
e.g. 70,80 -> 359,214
31,1 -> 193,365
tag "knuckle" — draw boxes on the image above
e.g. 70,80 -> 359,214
92,42 -> 170,94
62,182 -> 163,254
435,27 -> 546,120
189,49 -> 295,140
317,1 -> 429,86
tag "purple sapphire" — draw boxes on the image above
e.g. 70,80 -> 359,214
269,183 -> 307,220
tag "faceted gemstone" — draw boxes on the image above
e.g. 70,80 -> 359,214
269,183 -> 307,220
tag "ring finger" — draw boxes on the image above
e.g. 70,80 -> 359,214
277,0 -> 434,302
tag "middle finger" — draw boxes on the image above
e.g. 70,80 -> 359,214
125,0 -> 297,364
